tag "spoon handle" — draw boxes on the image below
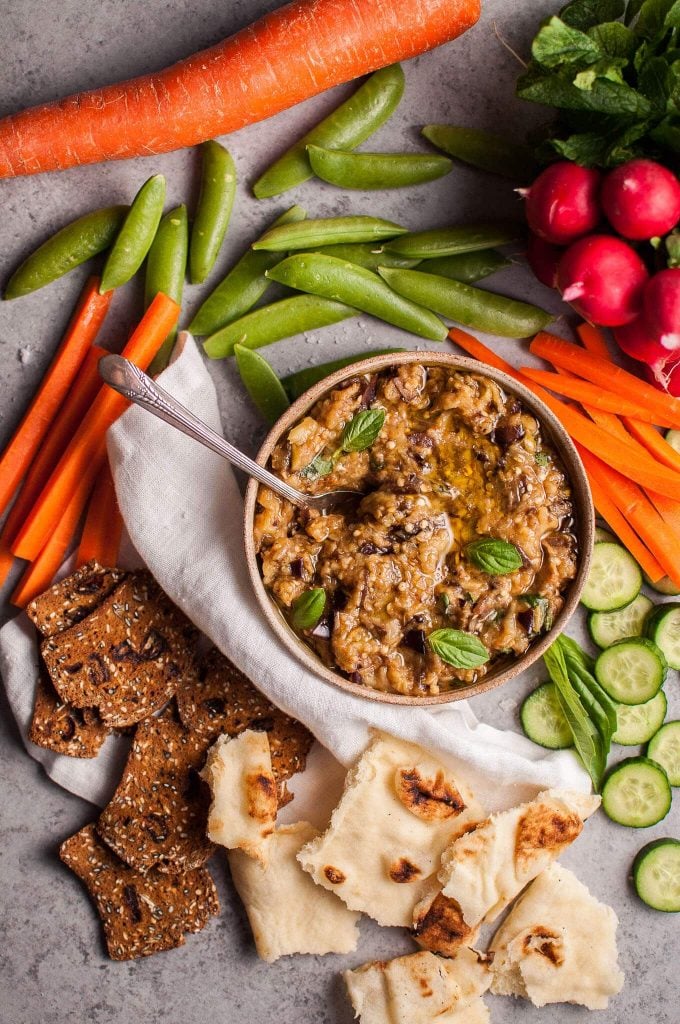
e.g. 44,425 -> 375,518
98,354 -> 309,508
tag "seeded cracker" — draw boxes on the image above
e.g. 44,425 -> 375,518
60,824 -> 219,960
40,571 -> 198,728
29,669 -> 109,758
26,562 -> 126,638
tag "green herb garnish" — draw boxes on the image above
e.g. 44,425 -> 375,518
427,629 -> 489,669
535,451 -> 550,466
290,588 -> 326,630
466,538 -> 523,575
300,408 -> 385,479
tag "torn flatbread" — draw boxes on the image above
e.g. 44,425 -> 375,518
411,881 -> 477,958
490,861 -> 624,1010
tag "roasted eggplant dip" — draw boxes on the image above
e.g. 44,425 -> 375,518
254,365 -> 577,697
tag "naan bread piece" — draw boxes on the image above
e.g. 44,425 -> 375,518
490,861 -> 624,1010
201,730 -> 277,864
228,821 -> 360,962
411,880 -> 477,958
438,788 -> 600,926
344,948 -> 491,1024
297,731 -> 485,927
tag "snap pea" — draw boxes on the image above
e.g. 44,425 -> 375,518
377,266 -> 553,339
189,205 -> 306,336
100,175 -> 166,293
203,294 -> 356,359
253,64 -> 405,199
422,125 -> 538,182
303,243 -> 420,272
306,145 -> 452,190
189,141 -> 237,284
253,216 -> 407,252
4,205 -> 127,299
144,205 -> 188,375
282,348 -> 404,400
267,254 -> 448,341
421,250 -> 511,283
385,223 -> 518,259
234,344 -> 290,425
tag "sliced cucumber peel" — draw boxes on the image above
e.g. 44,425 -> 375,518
633,838 -> 680,912
581,542 -> 642,612
602,756 -> 672,828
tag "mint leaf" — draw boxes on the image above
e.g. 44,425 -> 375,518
290,588 -> 326,630
427,629 -> 489,669
466,538 -> 523,575
635,0 -> 677,37
532,16 -> 603,67
340,409 -> 385,453
625,0 -> 646,26
588,20 -> 636,55
300,453 -> 334,480
561,0 -> 626,30
574,57 -> 627,88
518,68 -> 652,115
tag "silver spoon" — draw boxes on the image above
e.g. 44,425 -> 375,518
98,354 -> 361,512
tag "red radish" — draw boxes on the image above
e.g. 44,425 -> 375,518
601,159 -> 680,240
642,359 -> 680,396
526,232 -> 563,287
644,268 -> 680,351
614,314 -> 674,385
521,161 -> 601,245
557,234 -> 648,326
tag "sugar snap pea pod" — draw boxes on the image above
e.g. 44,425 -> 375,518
144,204 -> 188,375
377,266 -> 553,339
189,141 -> 237,284
253,64 -> 405,199
282,348 -> 404,400
308,243 -> 420,272
189,205 -> 306,336
203,294 -> 356,359
385,223 -> 519,259
253,216 -> 407,252
234,344 -> 290,426
422,249 -> 511,283
422,125 -> 538,182
267,254 -> 448,341
306,145 -> 452,190
100,175 -> 166,293
5,205 -> 127,299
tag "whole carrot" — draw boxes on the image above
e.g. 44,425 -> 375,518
0,0 -> 480,179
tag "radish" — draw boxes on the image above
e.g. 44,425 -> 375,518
521,162 -> 601,245
557,234 -> 649,326
614,314 -> 675,385
526,232 -> 562,287
601,159 -> 680,240
644,268 -> 680,351
642,359 -> 680,396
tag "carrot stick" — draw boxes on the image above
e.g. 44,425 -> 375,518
0,277 -> 110,516
75,464 -> 123,569
531,332 -> 680,429
0,541 -> 15,592
576,322 -> 610,359
12,293 -> 179,561
623,418 -> 680,473
647,491 -> 680,537
520,366 -> 673,426
0,0 -> 479,179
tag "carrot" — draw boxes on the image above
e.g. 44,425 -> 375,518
0,541 -> 15,592
530,332 -> 680,429
623,418 -> 680,474
76,464 -> 123,569
12,293 -> 179,561
647,491 -> 680,537
0,0 -> 479,179
520,366 -> 673,427
576,322 -> 610,359
0,277 -> 110,516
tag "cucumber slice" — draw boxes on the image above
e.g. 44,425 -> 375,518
588,593 -> 653,649
665,429 -> 680,455
643,572 -> 680,596
645,602 -> 680,669
613,691 -> 667,746
648,721 -> 680,786
520,682 -> 573,750
581,542 -> 642,612
595,637 -> 667,705
594,526 -> 615,544
602,757 -> 672,827
633,839 -> 680,912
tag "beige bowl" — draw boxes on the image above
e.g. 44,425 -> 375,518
243,350 -> 594,705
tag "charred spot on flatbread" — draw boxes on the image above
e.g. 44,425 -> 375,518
246,772 -> 278,822
388,857 -> 422,883
395,766 -> 465,821
40,571 -> 198,728
59,824 -> 218,960
324,866 -> 346,884
412,891 -> 475,958
26,562 -> 126,638
28,670 -> 109,758
522,928 -> 565,967
515,804 -> 583,864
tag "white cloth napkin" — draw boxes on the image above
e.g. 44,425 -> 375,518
0,335 -> 588,810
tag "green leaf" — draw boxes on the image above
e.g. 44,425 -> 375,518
625,0 -> 646,26
588,21 -> 636,56
518,67 -> 652,115
561,0 -> 626,30
427,629 -> 489,669
666,231 -> 680,265
300,453 -> 334,480
466,538 -> 523,575
649,115 -> 680,148
532,16 -> 604,67
665,0 -> 680,25
520,593 -> 553,632
535,451 -> 550,466
638,54 -> 671,110
544,641 -> 605,788
438,592 -> 451,613
340,409 -> 386,453
234,345 -> 290,426
635,0 -> 677,37
290,588 -> 326,630
573,57 -> 627,89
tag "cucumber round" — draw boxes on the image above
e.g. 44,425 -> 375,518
633,838 -> 680,912
588,593 -> 653,649
594,526 -> 615,544
665,429 -> 680,455
520,682 -> 573,750
645,602 -> 680,670
613,691 -> 667,746
595,637 -> 667,705
581,542 -> 642,612
643,572 -> 680,596
647,721 -> 680,786
602,757 -> 672,827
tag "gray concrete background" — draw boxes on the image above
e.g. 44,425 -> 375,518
0,1 -> 677,1022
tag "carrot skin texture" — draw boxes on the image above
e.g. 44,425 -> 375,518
520,366 -> 675,427
576,322 -> 610,359
0,0 -> 481,179
76,463 -> 123,569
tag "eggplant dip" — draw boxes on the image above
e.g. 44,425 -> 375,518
253,364 -> 577,697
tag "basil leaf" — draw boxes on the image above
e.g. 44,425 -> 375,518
561,0 -> 626,31
300,453 -> 334,480
290,588 -> 326,630
466,538 -> 523,575
428,629 -> 489,669
340,408 -> 386,453
532,16 -> 604,68
544,641 -> 605,788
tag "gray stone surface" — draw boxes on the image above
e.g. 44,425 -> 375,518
0,1 -> 677,1022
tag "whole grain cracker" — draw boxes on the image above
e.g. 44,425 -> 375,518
40,571 -> 198,728
29,670 -> 109,759
60,824 -> 219,960
26,562 -> 126,638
